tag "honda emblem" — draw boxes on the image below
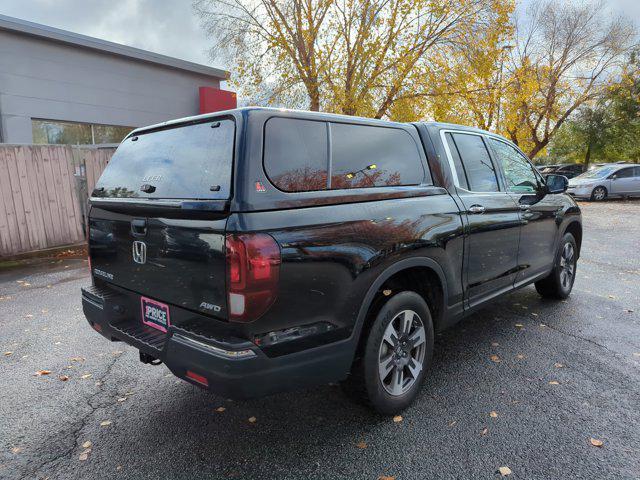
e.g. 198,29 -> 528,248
132,240 -> 147,264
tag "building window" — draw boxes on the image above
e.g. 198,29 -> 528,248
32,119 -> 135,145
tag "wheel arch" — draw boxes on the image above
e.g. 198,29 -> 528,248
563,221 -> 583,258
349,258 -> 448,362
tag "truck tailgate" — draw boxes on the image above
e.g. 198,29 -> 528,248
89,207 -> 228,319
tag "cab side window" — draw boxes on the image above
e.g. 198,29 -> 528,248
488,138 -> 539,194
614,167 -> 634,178
444,133 -> 469,190
449,133 -> 500,192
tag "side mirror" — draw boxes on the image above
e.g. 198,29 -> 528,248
610,175 -> 618,180
545,174 -> 569,194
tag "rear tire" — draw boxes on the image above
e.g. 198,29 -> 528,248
535,233 -> 577,300
342,291 -> 434,415
590,186 -> 607,201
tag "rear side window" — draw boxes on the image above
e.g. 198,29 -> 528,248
264,118 -> 328,192
94,119 -> 234,199
615,167 -> 635,178
264,118 -> 426,192
445,133 -> 469,190
450,133 -> 499,192
330,123 -> 424,189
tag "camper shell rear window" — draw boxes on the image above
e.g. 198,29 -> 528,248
93,118 -> 234,200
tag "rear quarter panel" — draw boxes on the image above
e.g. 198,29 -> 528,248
228,192 -> 464,352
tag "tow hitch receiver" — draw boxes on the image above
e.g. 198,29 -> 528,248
139,351 -> 162,365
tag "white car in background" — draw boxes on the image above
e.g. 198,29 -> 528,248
567,164 -> 640,201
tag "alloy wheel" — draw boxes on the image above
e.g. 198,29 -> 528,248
378,310 -> 426,396
593,187 -> 606,201
559,242 -> 575,290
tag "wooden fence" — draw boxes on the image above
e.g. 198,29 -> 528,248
0,144 -> 115,257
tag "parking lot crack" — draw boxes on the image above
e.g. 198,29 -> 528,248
16,352 -> 122,480
542,322 -> 614,353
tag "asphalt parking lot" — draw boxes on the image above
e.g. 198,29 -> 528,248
1,200 -> 639,480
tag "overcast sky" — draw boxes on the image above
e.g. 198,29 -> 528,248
1,0 -> 639,73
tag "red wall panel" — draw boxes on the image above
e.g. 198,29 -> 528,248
199,87 -> 237,113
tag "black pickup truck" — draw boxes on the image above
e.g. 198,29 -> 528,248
82,107 -> 582,414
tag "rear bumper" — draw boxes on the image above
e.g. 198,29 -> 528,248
81,285 -> 353,399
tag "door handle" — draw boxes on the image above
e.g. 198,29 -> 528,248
468,205 -> 485,214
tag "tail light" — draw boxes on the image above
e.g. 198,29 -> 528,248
225,233 -> 281,322
88,253 -> 94,285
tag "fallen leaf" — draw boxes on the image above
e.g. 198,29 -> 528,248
393,415 -> 403,423
480,427 -> 488,436
215,406 -> 226,412
116,465 -> 123,471
34,370 -> 51,376
59,375 -> 69,381
248,416 -> 257,423
448,420 -> 457,427
112,351 -> 124,356
608,295 -> 615,299
356,441 -> 367,449
70,357 -> 85,362
378,476 -> 396,480
11,447 -> 22,454
99,420 -> 112,427
82,441 -> 92,449
549,380 -> 560,385
81,374 -> 92,379
4,351 -> 12,356
25,314 -> 33,318
590,438 -> 604,447
23,283 -> 31,287
490,354 -> 501,363
498,466 -> 512,476
554,363 -> 564,368
79,453 -> 89,461
117,397 -> 127,402
489,411 -> 498,418
516,354 -> 525,360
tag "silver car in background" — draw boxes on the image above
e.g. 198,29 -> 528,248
567,164 -> 640,201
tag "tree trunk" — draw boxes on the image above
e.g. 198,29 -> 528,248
528,141 -> 547,159
307,79 -> 321,111
584,143 -> 591,171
